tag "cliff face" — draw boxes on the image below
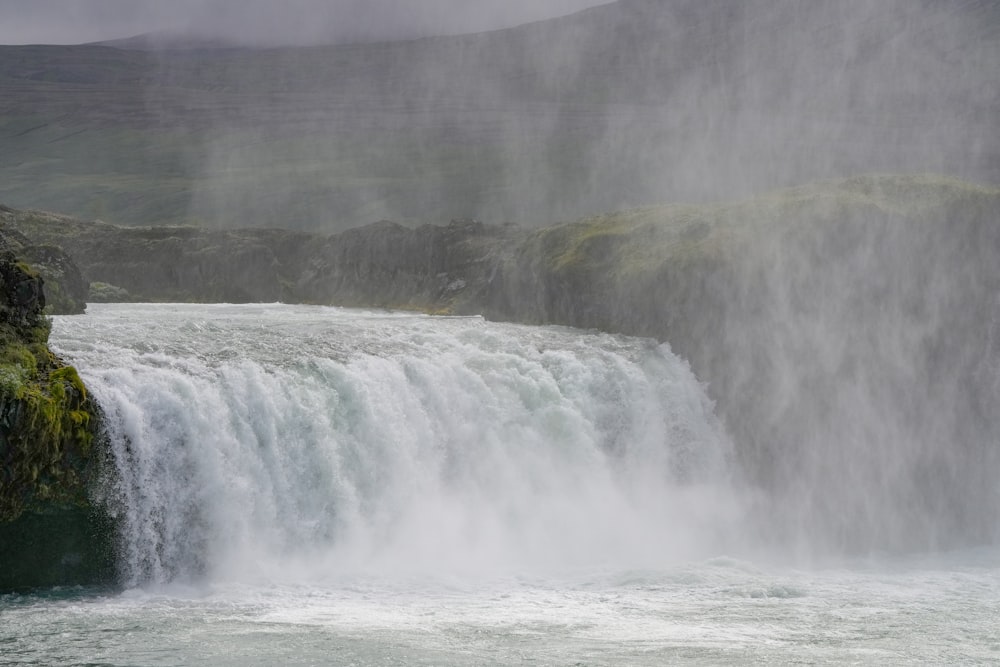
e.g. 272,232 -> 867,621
1,209 -> 306,304
0,206 -> 87,314
0,240 -> 112,591
3,173 -> 999,553
1,207 -> 513,311
296,219 -> 517,311
483,175 -> 1000,550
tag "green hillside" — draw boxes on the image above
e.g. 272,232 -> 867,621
1,0 -> 997,232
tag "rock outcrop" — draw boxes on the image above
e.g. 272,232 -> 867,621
1,209 -> 302,304
479,175 -> 1000,551
2,173 -> 999,554
0,238 -> 112,591
0,206 -> 87,314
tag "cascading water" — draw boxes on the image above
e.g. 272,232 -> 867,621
53,303 -> 741,587
3,301 -> 993,665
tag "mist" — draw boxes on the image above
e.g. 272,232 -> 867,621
2,0 -> 998,555
1,1 -> 995,231
148,0 -> 997,231
5,3 -> 1000,661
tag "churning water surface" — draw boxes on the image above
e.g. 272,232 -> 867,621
1,303 -> 997,665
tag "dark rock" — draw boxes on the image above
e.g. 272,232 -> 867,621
0,506 -> 115,592
19,245 -> 88,314
0,250 -> 46,327
2,175 -> 999,553
0,239 -> 111,591
0,210 -> 87,314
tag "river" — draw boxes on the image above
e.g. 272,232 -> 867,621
1,303 -> 996,665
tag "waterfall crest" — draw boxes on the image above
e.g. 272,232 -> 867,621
54,304 -> 737,585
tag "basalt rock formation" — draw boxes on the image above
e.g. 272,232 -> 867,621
3,173 -> 999,553
482,175 -> 1000,551
1,208 -> 302,304
0,206 -> 87,314
0,238 -> 112,591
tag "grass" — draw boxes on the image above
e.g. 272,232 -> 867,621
517,173 -> 1000,290
1,0 -> 996,232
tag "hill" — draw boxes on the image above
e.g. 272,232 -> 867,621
0,0 -> 997,231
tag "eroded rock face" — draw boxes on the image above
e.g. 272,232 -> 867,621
0,236 -> 112,591
0,209 -> 87,314
2,175 -> 999,554
2,209 -> 303,303
18,245 -> 88,315
1,208 -> 516,311
297,219 -> 515,311
0,251 -> 46,327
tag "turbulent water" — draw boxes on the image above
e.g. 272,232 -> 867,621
2,303 -> 998,665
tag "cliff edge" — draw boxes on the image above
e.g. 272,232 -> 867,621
0,238 -> 112,591
3,173 -> 999,553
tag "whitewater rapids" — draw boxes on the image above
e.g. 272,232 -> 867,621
52,303 -> 740,586
3,302 -> 994,665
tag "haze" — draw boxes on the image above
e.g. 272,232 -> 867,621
0,0 -> 610,46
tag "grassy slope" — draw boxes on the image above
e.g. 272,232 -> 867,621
524,174 -> 999,288
0,1 -> 996,232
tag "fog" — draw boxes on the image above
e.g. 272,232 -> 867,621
3,0 -> 999,555
1,1 -> 995,230
146,0 -> 997,231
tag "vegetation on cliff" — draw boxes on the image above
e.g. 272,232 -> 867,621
0,250 -> 97,520
0,205 -> 88,314
0,1 -> 995,231
2,172 -> 997,553
487,174 -> 1000,551
0,242 -> 111,590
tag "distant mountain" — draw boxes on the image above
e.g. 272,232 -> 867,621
0,0 -> 997,231
93,30 -> 249,52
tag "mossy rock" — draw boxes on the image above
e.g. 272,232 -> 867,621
0,335 -> 98,523
0,246 -> 109,590
0,221 -> 87,315
88,281 -> 131,302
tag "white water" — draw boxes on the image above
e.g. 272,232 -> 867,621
1,303 -> 997,665
56,303 -> 739,585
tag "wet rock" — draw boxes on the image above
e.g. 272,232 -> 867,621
0,238 -> 111,591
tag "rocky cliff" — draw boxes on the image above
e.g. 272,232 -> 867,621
3,173 -> 999,553
484,175 -> 1000,551
0,237 -> 113,591
0,206 -> 88,314
1,208 -> 307,304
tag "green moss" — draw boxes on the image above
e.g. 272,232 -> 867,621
0,342 -> 37,375
0,318 -> 96,522
0,251 -> 109,589
520,174 -> 1000,289
52,365 -> 87,398
88,281 -> 131,302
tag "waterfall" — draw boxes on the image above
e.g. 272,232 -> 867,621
53,304 -> 739,586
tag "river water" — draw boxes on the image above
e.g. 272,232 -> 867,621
1,303 -> 997,665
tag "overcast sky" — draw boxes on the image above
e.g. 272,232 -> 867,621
0,0 -> 611,46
